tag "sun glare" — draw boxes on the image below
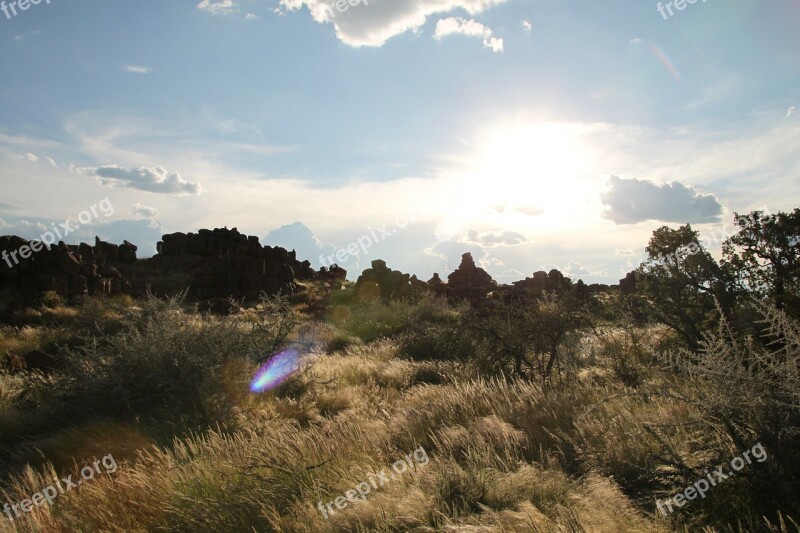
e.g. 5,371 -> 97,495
440,121 -> 601,238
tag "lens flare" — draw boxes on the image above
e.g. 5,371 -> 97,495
250,348 -> 301,393
648,43 -> 681,83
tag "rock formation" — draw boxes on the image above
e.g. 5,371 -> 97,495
355,259 -> 412,301
0,227 -> 330,305
0,236 -> 132,299
446,253 -> 496,303
506,269 -> 573,303
140,227 -> 305,300
618,271 -> 637,295
427,273 -> 455,298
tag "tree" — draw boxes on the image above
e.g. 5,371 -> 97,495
722,209 -> 800,317
469,290 -> 587,382
636,224 -> 733,349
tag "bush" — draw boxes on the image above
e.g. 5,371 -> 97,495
399,315 -> 474,361
60,292 -> 299,420
40,290 -> 66,308
336,292 -> 458,343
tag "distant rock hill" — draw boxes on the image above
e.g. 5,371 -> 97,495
0,229 -> 626,313
0,228 -> 347,307
0,235 -> 136,299
352,252 -> 624,306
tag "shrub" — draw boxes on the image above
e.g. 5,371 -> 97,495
60,292 -> 300,421
336,292 -> 458,343
39,290 -> 66,308
398,313 -> 474,361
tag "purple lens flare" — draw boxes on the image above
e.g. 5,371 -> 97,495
250,348 -> 301,393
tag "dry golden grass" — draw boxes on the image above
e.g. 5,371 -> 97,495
1,297 -> 796,532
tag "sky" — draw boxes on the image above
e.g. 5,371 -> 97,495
1,0 -> 798,284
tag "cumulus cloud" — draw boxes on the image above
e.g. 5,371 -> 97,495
601,175 -> 722,225
122,65 -> 153,74
433,17 -> 503,52
0,217 -> 163,257
0,218 -> 50,240
787,106 -> 796,119
131,203 -> 161,219
197,0 -> 238,15
466,229 -> 528,246
278,0 -> 508,48
553,261 -> 608,280
90,165 -> 204,195
521,20 -> 531,33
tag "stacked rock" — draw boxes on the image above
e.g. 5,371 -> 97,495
506,269 -> 573,303
355,259 -> 413,301
152,227 -> 301,301
0,236 -> 131,298
446,253 -> 496,303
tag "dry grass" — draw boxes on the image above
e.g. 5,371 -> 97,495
0,295 -> 796,532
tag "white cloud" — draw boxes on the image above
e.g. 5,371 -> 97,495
89,165 -> 204,195
122,65 -> 153,74
278,0 -> 508,48
787,106 -> 796,119
20,153 -> 58,167
521,20 -> 531,33
433,17 -> 503,52
601,175 -> 723,225
465,228 -> 529,246
131,203 -> 161,219
197,0 -> 238,15
245,13 -> 259,19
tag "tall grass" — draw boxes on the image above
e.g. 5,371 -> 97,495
0,291 -> 797,532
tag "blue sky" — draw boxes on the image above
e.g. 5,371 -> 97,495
1,0 -> 798,283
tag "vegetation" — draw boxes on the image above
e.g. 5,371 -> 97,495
0,209 -> 798,532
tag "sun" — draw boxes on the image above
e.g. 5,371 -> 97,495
439,119 -> 602,238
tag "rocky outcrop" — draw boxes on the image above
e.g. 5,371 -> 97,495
318,264 -> 347,283
446,253 -> 496,303
506,269 -> 573,302
427,273 -> 454,298
93,237 -> 138,264
0,236 -> 131,299
0,227 -> 322,304
355,259 -> 412,301
618,271 -> 637,295
140,227 -> 304,301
